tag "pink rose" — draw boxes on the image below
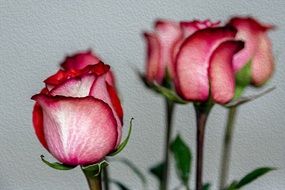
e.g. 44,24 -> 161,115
175,23 -> 244,104
32,52 -> 123,166
228,17 -> 275,86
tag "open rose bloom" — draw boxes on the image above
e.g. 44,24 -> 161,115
32,51 -> 123,166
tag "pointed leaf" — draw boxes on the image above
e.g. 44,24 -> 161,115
203,183 -> 211,190
81,160 -> 109,177
170,135 -> 192,186
110,179 -> 130,190
40,155 -> 76,170
108,118 -> 133,156
235,167 -> 275,188
234,60 -> 252,98
149,162 -> 165,182
225,87 -> 275,108
225,181 -> 238,190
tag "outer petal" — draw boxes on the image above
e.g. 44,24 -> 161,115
143,32 -> 163,83
61,50 -> 101,70
90,74 -> 123,146
155,20 -> 183,78
209,40 -> 244,104
50,74 -> 96,97
32,95 -> 118,166
32,88 -> 49,150
175,26 -> 237,101
229,17 -> 274,72
251,34 -> 274,86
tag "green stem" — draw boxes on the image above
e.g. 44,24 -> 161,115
219,107 -> 237,190
103,166 -> 110,190
82,169 -> 102,190
161,99 -> 175,190
195,106 -> 209,190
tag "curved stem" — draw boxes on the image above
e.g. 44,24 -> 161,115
195,107 -> 209,190
103,166 -> 110,190
219,107 -> 237,190
82,169 -> 102,190
161,99 -> 175,190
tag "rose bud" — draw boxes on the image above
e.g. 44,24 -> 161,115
228,17 -> 275,86
143,20 -> 183,84
32,61 -> 123,166
175,23 -> 245,104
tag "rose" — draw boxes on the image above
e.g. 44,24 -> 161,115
175,21 -> 244,104
143,20 -> 221,85
228,17 -> 274,86
32,51 -> 123,166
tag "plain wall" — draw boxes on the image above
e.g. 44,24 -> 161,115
1,1 -> 284,189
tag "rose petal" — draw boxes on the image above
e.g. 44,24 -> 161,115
180,20 -> 220,38
175,26 -> 237,101
32,95 -> 118,166
209,40 -> 244,104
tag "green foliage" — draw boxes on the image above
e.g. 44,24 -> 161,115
149,162 -> 165,182
110,179 -> 130,190
108,118 -> 133,156
40,155 -> 76,170
81,160 -> 109,177
170,135 -> 192,187
203,183 -> 211,190
234,60 -> 252,99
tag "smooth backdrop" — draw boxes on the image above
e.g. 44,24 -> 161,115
1,1 -> 284,190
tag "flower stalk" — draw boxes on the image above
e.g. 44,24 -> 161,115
103,166 -> 110,190
161,98 -> 175,190
219,107 -> 237,189
82,169 -> 102,190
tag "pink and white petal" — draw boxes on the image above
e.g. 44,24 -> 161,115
32,95 -> 118,166
229,17 -> 274,72
209,40 -> 244,104
180,20 -> 220,38
50,74 -> 96,98
155,20 -> 183,77
61,50 -> 101,71
106,71 -> 116,87
175,26 -> 237,101
143,32 -> 163,83
90,75 -> 122,146
251,34 -> 274,86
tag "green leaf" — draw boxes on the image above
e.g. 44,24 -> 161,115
81,160 -> 109,177
149,162 -> 165,182
108,118 -> 133,156
203,183 -> 211,190
225,181 -> 238,190
113,158 -> 147,188
170,135 -> 192,186
234,60 -> 252,99
225,87 -> 275,108
40,155 -> 76,170
110,179 -> 130,190
235,167 -> 275,188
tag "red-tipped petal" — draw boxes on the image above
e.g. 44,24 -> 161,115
143,32 -> 163,83
209,40 -> 244,104
175,26 -> 237,101
44,70 -> 68,87
106,83 -> 123,121
155,20 -> 183,77
251,34 -> 274,86
50,74 -> 96,97
90,74 -> 122,146
61,50 -> 101,70
32,95 -> 118,166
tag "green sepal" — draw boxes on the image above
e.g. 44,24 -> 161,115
81,160 -> 109,177
234,60 -> 252,99
40,155 -> 76,170
202,183 -> 211,190
170,135 -> 192,187
112,158 -> 147,188
149,162 -> 165,182
108,118 -> 133,157
138,73 -> 187,104
225,87 -> 275,108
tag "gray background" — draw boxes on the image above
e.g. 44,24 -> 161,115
1,0 -> 284,190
